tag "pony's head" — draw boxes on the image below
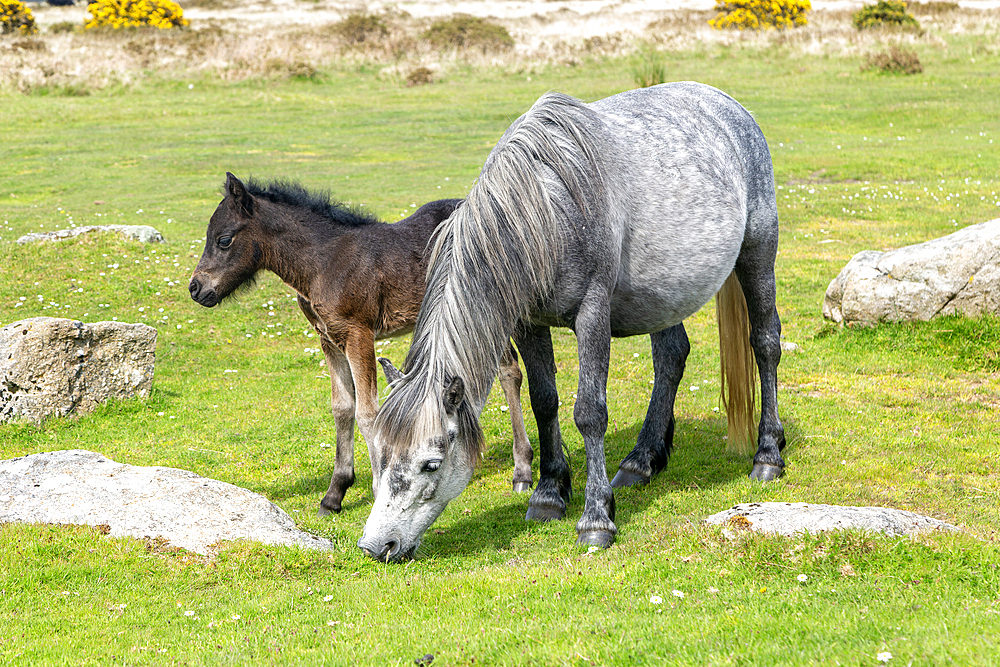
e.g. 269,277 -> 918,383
189,173 -> 265,308
358,359 -> 484,562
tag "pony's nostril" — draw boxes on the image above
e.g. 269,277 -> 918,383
381,540 -> 399,561
189,279 -> 200,297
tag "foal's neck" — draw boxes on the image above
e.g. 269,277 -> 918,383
264,205 -> 376,300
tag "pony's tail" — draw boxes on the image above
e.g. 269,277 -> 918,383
716,271 -> 757,455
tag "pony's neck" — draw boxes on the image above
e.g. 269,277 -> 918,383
404,91 -> 600,411
407,238 -> 517,413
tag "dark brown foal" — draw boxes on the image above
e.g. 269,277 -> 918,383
189,173 -> 533,515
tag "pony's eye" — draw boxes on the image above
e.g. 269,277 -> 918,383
421,459 -> 442,473
217,235 -> 233,249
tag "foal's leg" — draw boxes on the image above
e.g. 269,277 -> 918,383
611,324 -> 690,488
735,226 -> 786,481
342,325 -> 381,491
516,325 -> 572,521
499,342 -> 533,492
298,297 -> 359,516
572,290 -> 617,548
318,340 -> 359,516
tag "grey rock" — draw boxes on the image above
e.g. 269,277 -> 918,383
0,450 -> 333,554
0,317 -> 156,424
823,218 -> 1000,325
16,225 -> 164,245
705,502 -> 959,538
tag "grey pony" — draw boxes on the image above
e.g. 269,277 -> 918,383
360,82 -> 786,561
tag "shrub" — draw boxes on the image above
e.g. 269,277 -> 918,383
255,58 -> 319,81
406,66 -> 433,86
1,0 -> 38,35
709,0 -> 811,30
423,15 -> 514,52
332,12 -> 389,44
852,1 -> 920,29
13,37 -> 45,50
633,55 -> 667,88
84,0 -> 190,30
909,1 -> 958,12
49,20 -> 79,33
862,44 -> 923,73
583,34 -> 623,54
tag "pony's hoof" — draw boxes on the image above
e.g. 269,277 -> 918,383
577,530 -> 615,549
610,468 -> 649,489
525,505 -> 565,522
749,463 -> 783,482
512,481 -> 532,493
317,505 -> 333,517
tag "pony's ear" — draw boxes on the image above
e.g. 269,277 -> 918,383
225,172 -> 253,217
378,357 -> 404,388
443,376 -> 465,414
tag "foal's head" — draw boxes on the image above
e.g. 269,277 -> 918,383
189,173 -> 267,308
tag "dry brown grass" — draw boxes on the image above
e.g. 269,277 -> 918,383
1,5 -> 997,94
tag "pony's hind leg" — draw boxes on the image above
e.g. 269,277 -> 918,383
734,236 -> 786,481
499,342 -> 534,492
516,325 -> 572,521
612,324 -> 690,488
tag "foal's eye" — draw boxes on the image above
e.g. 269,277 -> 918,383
421,459 -> 442,473
217,235 -> 233,249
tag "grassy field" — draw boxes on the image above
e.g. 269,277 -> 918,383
2,7 -> 1000,666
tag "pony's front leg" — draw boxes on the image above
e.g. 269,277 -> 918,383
573,293 -> 616,548
499,342 -> 533,492
517,325 -> 572,521
318,340 -> 358,516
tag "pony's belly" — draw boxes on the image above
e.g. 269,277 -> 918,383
607,223 -> 743,336
609,280 -> 720,337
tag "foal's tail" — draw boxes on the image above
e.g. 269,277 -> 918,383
716,271 -> 758,455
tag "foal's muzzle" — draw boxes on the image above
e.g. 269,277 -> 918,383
188,277 -> 219,308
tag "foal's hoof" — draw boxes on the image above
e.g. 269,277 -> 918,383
525,505 -> 565,522
749,463 -> 784,482
317,499 -> 342,517
610,468 -> 649,489
577,530 -> 615,549
512,481 -> 532,493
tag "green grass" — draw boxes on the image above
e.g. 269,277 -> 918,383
2,26 -> 1000,666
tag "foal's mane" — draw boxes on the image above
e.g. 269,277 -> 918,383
240,177 -> 381,227
374,92 -> 608,465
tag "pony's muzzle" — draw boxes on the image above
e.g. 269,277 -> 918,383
357,534 -> 406,563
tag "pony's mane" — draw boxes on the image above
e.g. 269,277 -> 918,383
375,92 -> 607,465
240,177 -> 380,227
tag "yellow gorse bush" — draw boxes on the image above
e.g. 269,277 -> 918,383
84,0 -> 190,30
1,0 -> 38,35
710,0 -> 811,30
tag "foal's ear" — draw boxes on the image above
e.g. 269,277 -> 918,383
443,376 -> 465,414
225,172 -> 253,217
378,357 -> 404,388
